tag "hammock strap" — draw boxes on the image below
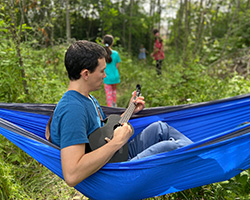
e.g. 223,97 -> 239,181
0,117 -> 60,150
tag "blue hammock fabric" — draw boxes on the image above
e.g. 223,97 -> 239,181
1,94 -> 250,200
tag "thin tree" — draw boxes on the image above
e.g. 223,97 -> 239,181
174,0 -> 184,58
193,0 -> 205,57
157,0 -> 161,30
182,0 -> 189,66
6,0 -> 29,95
149,0 -> 156,52
128,0 -> 134,53
66,0 -> 71,41
221,0 -> 239,57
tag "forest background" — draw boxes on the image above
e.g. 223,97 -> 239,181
1,0 -> 250,199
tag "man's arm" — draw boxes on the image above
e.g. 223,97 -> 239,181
61,123 -> 132,187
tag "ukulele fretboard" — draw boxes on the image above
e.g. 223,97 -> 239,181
119,102 -> 136,124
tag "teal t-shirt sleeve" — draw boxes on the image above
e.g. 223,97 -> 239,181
60,104 -> 89,149
114,51 -> 121,64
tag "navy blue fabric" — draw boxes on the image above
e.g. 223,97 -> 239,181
1,95 -> 250,200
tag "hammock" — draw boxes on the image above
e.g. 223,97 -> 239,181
1,94 -> 250,200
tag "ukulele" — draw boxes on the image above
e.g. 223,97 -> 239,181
88,84 -> 141,163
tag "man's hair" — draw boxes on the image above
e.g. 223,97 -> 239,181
65,40 -> 107,80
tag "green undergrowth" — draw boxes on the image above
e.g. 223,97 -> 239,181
1,42 -> 250,199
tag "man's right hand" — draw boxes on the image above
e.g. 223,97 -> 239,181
62,123 -> 132,187
106,123 -> 132,147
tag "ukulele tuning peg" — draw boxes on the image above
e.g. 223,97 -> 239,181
136,84 -> 141,96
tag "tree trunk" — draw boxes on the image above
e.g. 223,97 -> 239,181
174,0 -> 184,58
122,18 -> 127,48
149,0 -> 156,52
66,0 -> 71,41
193,0 -> 204,56
182,0 -> 189,66
221,0 -> 239,57
8,0 -> 29,95
128,0 -> 134,53
157,0 -> 161,30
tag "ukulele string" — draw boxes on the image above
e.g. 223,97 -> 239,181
119,87 -> 140,124
119,102 -> 136,124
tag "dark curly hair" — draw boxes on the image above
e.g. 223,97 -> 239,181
64,40 -> 107,80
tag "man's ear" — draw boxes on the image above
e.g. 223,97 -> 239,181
80,69 -> 89,80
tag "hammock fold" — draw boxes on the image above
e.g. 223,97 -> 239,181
1,94 -> 250,200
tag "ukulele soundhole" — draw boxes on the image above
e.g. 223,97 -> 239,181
113,123 -> 122,130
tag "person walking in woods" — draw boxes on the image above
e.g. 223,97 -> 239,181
46,40 -> 193,187
151,29 -> 165,75
103,34 -> 121,107
138,44 -> 147,64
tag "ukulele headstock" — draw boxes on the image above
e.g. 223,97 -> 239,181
136,84 -> 141,97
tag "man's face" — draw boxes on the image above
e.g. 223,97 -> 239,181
88,58 -> 106,91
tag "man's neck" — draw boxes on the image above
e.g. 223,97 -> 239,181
67,80 -> 89,97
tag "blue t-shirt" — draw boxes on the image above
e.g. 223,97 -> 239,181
104,50 -> 121,84
50,90 -> 106,149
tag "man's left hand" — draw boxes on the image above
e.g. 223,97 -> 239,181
131,91 -> 145,114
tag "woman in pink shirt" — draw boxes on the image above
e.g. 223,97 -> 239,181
151,29 -> 165,75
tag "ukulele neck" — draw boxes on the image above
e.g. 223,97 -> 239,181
119,102 -> 136,124
118,84 -> 141,125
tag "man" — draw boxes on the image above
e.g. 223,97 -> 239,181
49,40 -> 192,187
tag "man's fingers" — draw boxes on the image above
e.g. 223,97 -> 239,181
105,137 -> 111,143
122,123 -> 132,133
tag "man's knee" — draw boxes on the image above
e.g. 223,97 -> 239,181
149,121 -> 169,129
152,121 -> 193,144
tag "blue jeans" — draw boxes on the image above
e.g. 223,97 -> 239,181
128,121 -> 193,160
